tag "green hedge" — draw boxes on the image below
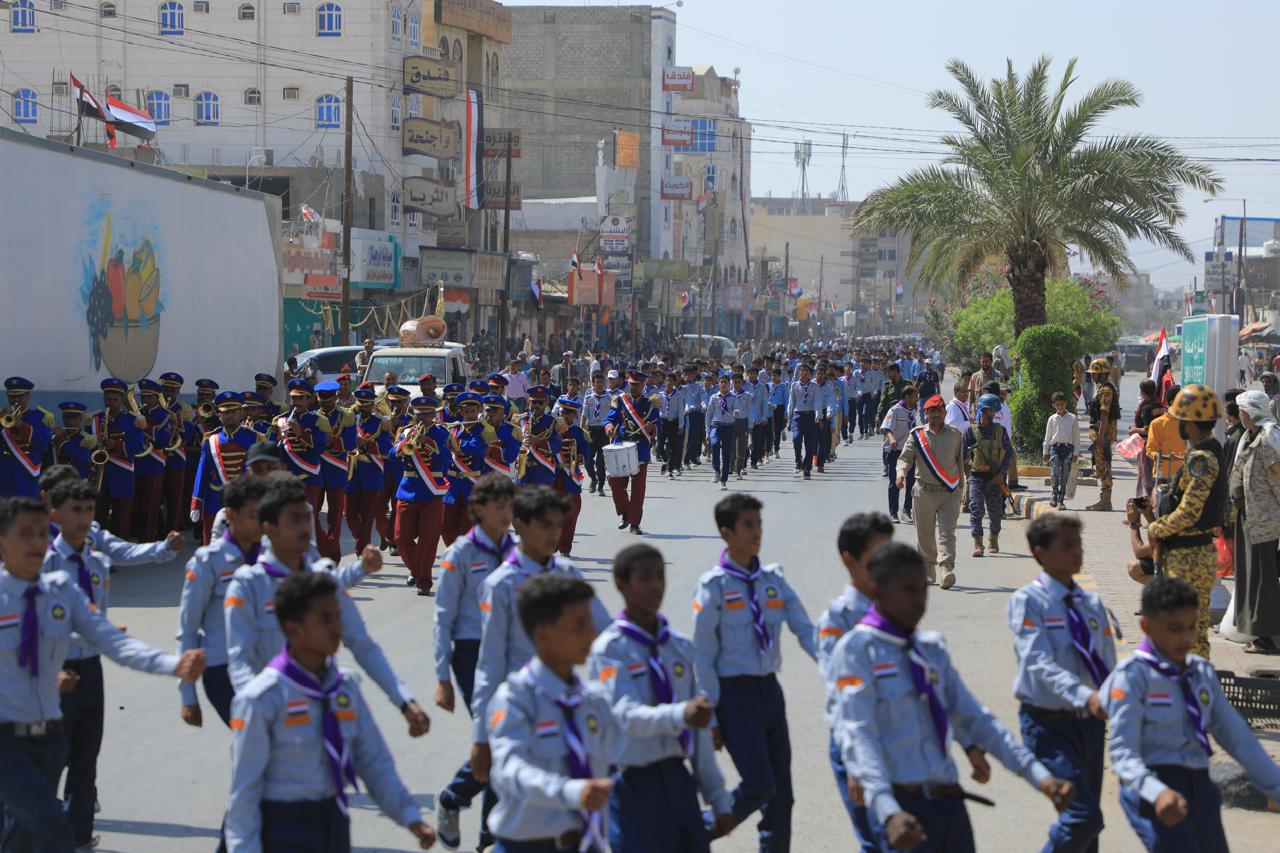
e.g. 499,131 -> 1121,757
1010,324 -> 1082,455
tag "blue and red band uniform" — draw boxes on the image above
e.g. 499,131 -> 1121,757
553,396 -> 590,556
516,386 -> 562,488
91,378 -> 147,537
393,395 -> 454,594
0,376 -> 53,499
315,381 -> 356,560
440,393 -> 490,546
52,401 -> 97,480
132,379 -> 175,543
345,387 -> 391,556
376,385 -> 412,553
191,391 -> 259,545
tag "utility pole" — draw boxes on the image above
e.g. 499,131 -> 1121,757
498,136 -> 513,361
817,254 -> 824,335
339,75 -> 353,346
1236,199 -> 1246,321
783,242 -> 790,340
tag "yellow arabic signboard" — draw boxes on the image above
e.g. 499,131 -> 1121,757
403,177 -> 458,219
403,56 -> 463,98
402,117 -> 463,160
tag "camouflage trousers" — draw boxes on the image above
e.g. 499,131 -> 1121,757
1161,543 -> 1217,659
1089,425 -> 1117,489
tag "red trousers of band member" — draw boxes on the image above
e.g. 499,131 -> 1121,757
346,491 -> 380,555
396,499 -> 444,590
608,463 -> 648,526
201,513 -> 215,546
163,465 -> 187,533
182,465 -> 197,531
319,487 -> 346,559
552,484 -> 582,554
95,497 -> 132,539
374,469 -> 399,543
132,474 -> 165,543
441,501 -> 471,547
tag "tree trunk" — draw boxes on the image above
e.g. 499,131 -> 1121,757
1007,244 -> 1048,339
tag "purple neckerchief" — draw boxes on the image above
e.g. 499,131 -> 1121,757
466,527 -> 513,561
1064,589 -> 1110,687
48,522 -> 60,543
19,585 -> 40,677
503,550 -> 552,576
893,400 -> 917,430
1134,638 -> 1213,756
614,612 -> 690,756
259,558 -> 292,579
717,550 -> 770,654
526,664 -> 604,852
858,605 -> 950,752
222,528 -> 261,567
64,551 -> 94,605
266,646 -> 360,812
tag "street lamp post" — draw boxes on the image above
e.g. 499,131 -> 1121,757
1204,197 -> 1247,322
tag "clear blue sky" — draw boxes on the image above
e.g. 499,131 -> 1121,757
503,0 -> 1280,291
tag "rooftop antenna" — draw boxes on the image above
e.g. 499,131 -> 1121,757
792,139 -> 812,216
834,133 -> 849,204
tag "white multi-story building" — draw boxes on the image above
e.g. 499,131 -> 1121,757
4,0 -> 511,346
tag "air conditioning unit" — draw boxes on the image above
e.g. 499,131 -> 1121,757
282,1 -> 299,12
193,0 -> 209,12
282,87 -> 299,100
172,83 -> 190,97
251,146 -> 274,166
52,81 -> 68,96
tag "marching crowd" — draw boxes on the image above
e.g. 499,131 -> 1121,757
3,339 -> 1280,853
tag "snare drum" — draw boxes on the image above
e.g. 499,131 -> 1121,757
603,441 -> 641,477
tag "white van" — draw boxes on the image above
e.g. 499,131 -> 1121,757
680,334 -> 739,365
362,343 -> 469,392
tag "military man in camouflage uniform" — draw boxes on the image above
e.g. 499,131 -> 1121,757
1140,384 -> 1227,658
1085,358 -> 1119,511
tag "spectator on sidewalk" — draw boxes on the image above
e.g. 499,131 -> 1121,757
1129,379 -> 1164,498
1125,498 -> 1156,586
945,381 -> 972,433
968,353 -> 1003,416
1144,385 -> 1184,494
1228,391 -> 1280,655
1042,391 -> 1078,509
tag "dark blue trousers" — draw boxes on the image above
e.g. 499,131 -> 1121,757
871,791 -> 974,853
439,640 -> 496,847
816,417 -> 831,467
860,395 -> 879,437
0,728 -> 72,853
609,757 -> 708,853
719,675 -> 792,853
1119,766 -> 1228,853
827,735 -> 878,852
886,450 -> 915,516
60,655 -> 103,846
793,412 -> 817,474
1020,707 -> 1104,853
710,423 -> 735,485
685,412 -> 706,465
204,663 -> 235,727
261,798 -> 349,852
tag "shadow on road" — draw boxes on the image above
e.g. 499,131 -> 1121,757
95,819 -> 220,839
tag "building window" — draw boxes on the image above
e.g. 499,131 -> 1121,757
438,36 -> 449,59
452,39 -> 462,62
675,118 -> 717,153
316,2 -> 341,37
407,211 -> 420,231
390,191 -> 401,227
390,94 -> 400,129
389,2 -> 401,42
244,87 -> 261,106
666,38 -> 673,62
703,164 -> 716,190
730,172 -> 738,195
237,3 -> 254,19
490,53 -> 498,89
11,0 -> 36,33
664,203 -> 670,225
159,2 -> 184,35
887,249 -> 897,261
315,93 -> 341,128
407,8 -> 419,47
52,81 -> 68,96
146,90 -> 171,125
12,89 -> 37,124
282,86 -> 299,100
100,2 -> 116,17
729,218 -> 739,242
282,1 -> 299,12
105,84 -> 122,101
194,91 -> 219,125
192,0 -> 207,11
408,95 -> 420,118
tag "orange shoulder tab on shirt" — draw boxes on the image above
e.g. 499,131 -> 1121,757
1022,618 -> 1036,629
598,666 -> 617,682
442,559 -> 457,572
489,708 -> 505,730
185,570 -> 197,582
692,600 -> 703,613
837,675 -> 864,690
480,601 -> 492,613
225,595 -> 244,608
1110,687 -> 1127,701
230,718 -> 246,730
819,627 -> 844,639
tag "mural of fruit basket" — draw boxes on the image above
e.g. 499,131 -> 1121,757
82,211 -> 163,382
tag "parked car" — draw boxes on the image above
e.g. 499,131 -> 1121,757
680,334 -> 739,366
293,346 -> 365,384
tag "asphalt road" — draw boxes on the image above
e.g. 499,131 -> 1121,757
89,405 -> 1272,852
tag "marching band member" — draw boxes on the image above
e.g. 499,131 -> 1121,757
91,378 -> 146,537
253,373 -> 281,421
553,397 -> 590,557
52,402 -> 97,480
376,386 -> 412,555
604,370 -> 659,536
190,391 -> 259,545
159,372 -> 201,535
315,381 -> 356,561
132,379 -> 173,543
441,392 -> 489,546
0,377 -> 52,499
393,395 -> 453,596
516,386 -> 561,488
346,386 -> 391,557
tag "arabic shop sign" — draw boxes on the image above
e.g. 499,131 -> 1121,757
403,56 -> 463,98
403,176 -> 457,219
402,117 -> 463,160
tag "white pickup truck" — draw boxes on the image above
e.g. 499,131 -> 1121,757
360,317 -> 470,392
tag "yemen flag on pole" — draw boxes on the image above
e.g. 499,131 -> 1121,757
462,89 -> 484,210
71,74 -> 116,148
104,96 -> 156,142
1150,326 -> 1173,401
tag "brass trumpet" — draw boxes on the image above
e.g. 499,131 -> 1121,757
125,385 -> 148,429
197,401 -> 215,420
0,403 -> 21,430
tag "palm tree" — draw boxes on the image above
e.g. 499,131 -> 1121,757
852,56 -> 1221,336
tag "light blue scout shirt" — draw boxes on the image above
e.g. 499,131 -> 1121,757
223,548 -> 405,706
471,551 -> 612,741
1,567 -> 178,723
829,376 -> 848,415
690,556 -> 817,708
581,389 -> 613,429
1101,648 -> 1280,805
43,533 -> 175,661
177,533 -> 260,706
434,526 -> 514,683
767,381 -> 789,409
486,657 -> 619,843
834,623 -> 1051,825
851,369 -> 874,399
684,383 -> 709,417
705,390 -> 738,427
225,667 -> 421,852
816,584 -> 872,730
786,380 -> 819,418
1007,572 -> 1117,710
587,619 -> 733,817
657,389 -> 685,426
746,378 -> 770,425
